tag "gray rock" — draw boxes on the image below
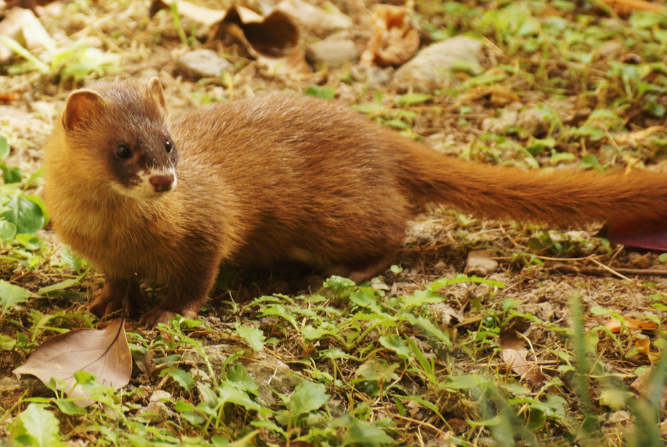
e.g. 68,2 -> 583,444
0,376 -> 52,407
241,351 -> 301,406
177,50 -> 234,80
517,108 -> 550,137
307,38 -> 358,65
464,250 -> 498,276
181,345 -> 301,407
351,65 -> 393,89
136,401 -> 175,421
150,390 -> 172,402
598,41 -> 624,60
481,111 -> 518,135
394,36 -> 483,93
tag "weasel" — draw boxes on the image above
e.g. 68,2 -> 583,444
43,78 -> 667,327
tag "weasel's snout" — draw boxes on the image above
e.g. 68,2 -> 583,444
150,173 -> 175,193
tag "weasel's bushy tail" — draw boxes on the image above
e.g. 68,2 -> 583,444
396,140 -> 667,229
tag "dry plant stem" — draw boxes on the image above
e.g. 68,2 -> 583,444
553,265 -> 667,277
392,413 -> 451,439
589,258 -> 633,282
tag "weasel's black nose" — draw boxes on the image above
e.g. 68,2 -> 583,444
150,174 -> 174,192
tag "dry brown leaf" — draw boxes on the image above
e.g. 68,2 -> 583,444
604,318 -> 657,333
13,320 -> 132,407
485,85 -> 521,107
405,399 -> 421,418
360,4 -> 419,67
215,6 -> 309,74
149,2 -> 309,73
635,337 -> 650,356
134,348 -> 156,377
466,85 -> 521,107
275,0 -> 353,38
428,302 -> 463,326
497,321 -> 547,385
612,125 -> 665,146
149,0 -> 226,28
0,92 -> 20,101
499,348 -> 532,375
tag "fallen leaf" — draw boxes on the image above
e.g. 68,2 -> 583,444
482,85 -> 521,107
275,0 -> 353,38
151,2 -> 309,73
360,4 -> 419,67
635,337 -> 650,356
149,0 -> 226,28
497,320 -> 547,385
13,320 -> 132,407
214,6 -> 309,74
428,302 -> 463,326
405,399 -> 421,418
604,318 -> 657,333
133,348 -> 156,377
612,125 -> 665,146
0,92 -> 20,101
631,366 -> 667,407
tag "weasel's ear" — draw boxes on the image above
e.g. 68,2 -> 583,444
146,77 -> 166,110
62,90 -> 105,131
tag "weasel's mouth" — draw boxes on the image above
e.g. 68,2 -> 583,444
110,169 -> 177,202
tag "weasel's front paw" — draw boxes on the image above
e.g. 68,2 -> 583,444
140,307 -> 177,329
140,305 -> 201,329
88,293 -> 123,318
88,280 -> 143,319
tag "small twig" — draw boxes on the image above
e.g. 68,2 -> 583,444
392,413 -> 453,439
588,258 -> 633,281
553,264 -> 667,277
492,255 -> 593,262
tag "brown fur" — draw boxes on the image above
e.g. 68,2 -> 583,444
43,79 -> 667,327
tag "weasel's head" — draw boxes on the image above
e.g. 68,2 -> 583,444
61,77 -> 178,202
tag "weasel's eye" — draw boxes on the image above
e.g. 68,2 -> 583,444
165,140 -> 173,153
116,145 -> 132,159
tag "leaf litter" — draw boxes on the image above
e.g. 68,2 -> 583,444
13,319 -> 131,407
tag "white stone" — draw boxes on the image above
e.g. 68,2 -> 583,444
177,50 -> 234,80
394,36 -> 483,93
464,250 -> 498,276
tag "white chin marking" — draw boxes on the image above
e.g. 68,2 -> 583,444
113,168 -> 177,201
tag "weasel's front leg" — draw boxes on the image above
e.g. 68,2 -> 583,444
88,277 -> 143,318
139,262 -> 219,328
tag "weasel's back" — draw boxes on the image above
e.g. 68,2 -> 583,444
170,95 -> 415,270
